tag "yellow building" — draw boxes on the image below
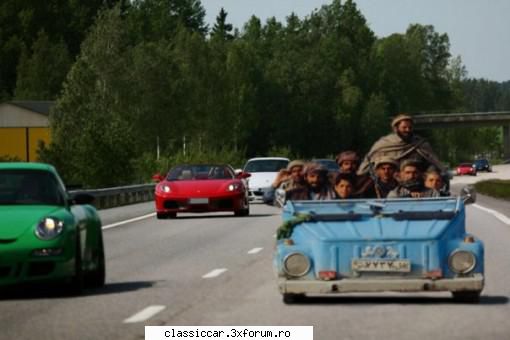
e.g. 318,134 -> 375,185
0,101 -> 53,162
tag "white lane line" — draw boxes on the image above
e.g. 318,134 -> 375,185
473,204 -> 510,225
123,305 -> 166,323
202,268 -> 228,279
247,247 -> 263,254
102,213 -> 156,230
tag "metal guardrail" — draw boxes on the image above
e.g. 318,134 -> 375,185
70,184 -> 156,210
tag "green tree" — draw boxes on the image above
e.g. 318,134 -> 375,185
0,0 -> 123,100
211,7 -> 233,41
15,30 -> 71,100
46,6 -> 135,187
128,0 -> 207,43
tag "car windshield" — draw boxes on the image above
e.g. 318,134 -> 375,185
166,165 -> 234,181
460,163 -> 473,167
312,159 -> 340,172
0,169 -> 66,205
244,160 -> 289,173
475,159 -> 488,165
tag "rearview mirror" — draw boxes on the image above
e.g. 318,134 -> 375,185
236,171 -> 251,179
152,173 -> 164,182
66,184 -> 83,191
460,186 -> 476,205
70,193 -> 95,205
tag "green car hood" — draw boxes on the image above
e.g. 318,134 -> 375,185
0,205 -> 65,240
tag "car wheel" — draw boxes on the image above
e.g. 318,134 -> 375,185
452,291 -> 481,303
234,199 -> 250,217
283,293 -> 306,304
157,212 -> 177,219
86,230 -> 106,288
68,233 -> 84,295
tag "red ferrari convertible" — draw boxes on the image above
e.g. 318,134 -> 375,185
153,164 -> 251,219
456,163 -> 477,176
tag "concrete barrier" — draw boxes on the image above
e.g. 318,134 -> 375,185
70,184 -> 155,210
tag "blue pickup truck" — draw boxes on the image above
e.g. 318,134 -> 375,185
273,195 -> 484,303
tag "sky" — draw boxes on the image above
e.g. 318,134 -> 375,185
202,0 -> 510,82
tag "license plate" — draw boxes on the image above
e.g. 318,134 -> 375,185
352,259 -> 411,272
189,198 -> 209,204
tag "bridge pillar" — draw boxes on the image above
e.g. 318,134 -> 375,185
504,125 -> 510,159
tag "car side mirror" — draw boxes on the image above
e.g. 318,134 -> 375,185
236,171 -> 251,179
152,173 -> 164,182
460,186 -> 476,205
66,184 -> 83,191
69,193 -> 95,205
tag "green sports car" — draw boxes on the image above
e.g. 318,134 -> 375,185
0,162 -> 105,292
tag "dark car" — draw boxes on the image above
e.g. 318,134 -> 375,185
311,159 -> 340,172
474,159 -> 492,172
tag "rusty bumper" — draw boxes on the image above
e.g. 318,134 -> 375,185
279,274 -> 484,294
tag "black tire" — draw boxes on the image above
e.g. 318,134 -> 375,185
234,199 -> 250,217
157,212 -> 168,219
234,207 -> 249,217
283,293 -> 305,304
157,212 -> 177,219
86,230 -> 106,288
68,233 -> 84,295
452,291 -> 481,303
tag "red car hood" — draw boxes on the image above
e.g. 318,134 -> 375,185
458,167 -> 473,172
164,180 -> 238,196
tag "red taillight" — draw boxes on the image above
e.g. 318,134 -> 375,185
318,271 -> 337,280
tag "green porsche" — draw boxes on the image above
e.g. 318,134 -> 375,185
0,162 -> 105,292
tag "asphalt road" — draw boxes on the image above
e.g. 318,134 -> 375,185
1,168 -> 510,340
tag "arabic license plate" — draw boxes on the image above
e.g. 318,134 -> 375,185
352,259 -> 411,272
189,198 -> 209,204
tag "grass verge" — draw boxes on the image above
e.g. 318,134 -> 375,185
474,180 -> 510,201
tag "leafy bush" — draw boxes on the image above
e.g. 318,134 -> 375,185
132,146 -> 247,182
0,155 -> 22,162
474,180 -> 510,200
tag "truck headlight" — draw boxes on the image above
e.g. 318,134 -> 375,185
449,250 -> 476,274
35,217 -> 64,240
283,252 -> 310,277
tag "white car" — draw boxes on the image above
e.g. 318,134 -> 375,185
242,157 -> 289,202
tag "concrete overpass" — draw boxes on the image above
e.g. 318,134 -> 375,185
412,111 -> 510,159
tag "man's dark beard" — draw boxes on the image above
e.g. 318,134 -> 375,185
309,184 -> 320,192
397,131 -> 413,142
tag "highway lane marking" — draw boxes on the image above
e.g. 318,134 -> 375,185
102,213 -> 156,230
123,305 -> 166,323
473,204 -> 510,225
202,268 -> 228,278
247,247 -> 263,254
